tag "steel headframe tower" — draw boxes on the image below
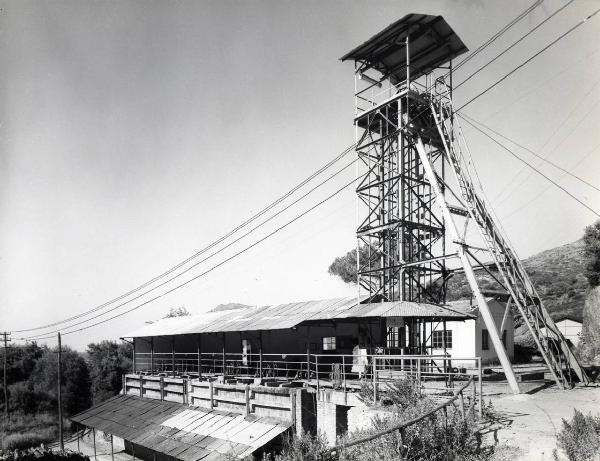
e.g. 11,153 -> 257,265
341,14 -> 588,393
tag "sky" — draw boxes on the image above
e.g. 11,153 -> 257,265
1,0 -> 599,350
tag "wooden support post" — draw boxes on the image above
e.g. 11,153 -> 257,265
132,338 -> 136,373
290,389 -> 297,431
399,427 -> 405,461
209,381 -> 214,409
171,337 -> 176,377
111,434 -> 114,461
150,337 -> 154,373
57,332 -> 64,451
259,331 -> 263,380
77,428 -> 80,453
459,391 -> 465,419
222,333 -> 226,380
93,428 -> 97,461
245,385 -> 250,416
373,356 -> 377,402
160,377 -> 164,401
315,354 -> 320,394
3,332 -> 10,420
472,377 -> 477,416
306,347 -> 311,380
478,358 -> 483,418
139,374 -> 143,397
197,334 -> 202,379
342,355 -> 346,393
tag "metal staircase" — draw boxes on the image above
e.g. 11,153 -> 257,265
423,97 -> 588,388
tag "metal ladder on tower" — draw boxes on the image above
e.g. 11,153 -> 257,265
426,97 -> 588,388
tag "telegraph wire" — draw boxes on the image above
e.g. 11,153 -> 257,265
493,97 -> 600,206
17,158 -> 358,339
461,113 -> 600,193
11,143 -> 356,333
17,176 -> 359,341
451,0 -> 544,73
457,6 -> 600,111
454,0 -> 575,90
501,143 -> 600,220
458,113 -> 600,218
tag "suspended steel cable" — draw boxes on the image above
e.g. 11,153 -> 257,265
454,0 -> 575,90
18,176 -> 359,341
457,6 -> 600,111
458,113 -> 600,218
16,158 -> 357,338
451,0 -> 544,74
461,113 -> 600,193
11,143 -> 356,333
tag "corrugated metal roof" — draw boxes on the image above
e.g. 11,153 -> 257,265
124,297 -> 474,338
70,394 -> 290,460
340,14 -> 468,82
340,300 -> 477,319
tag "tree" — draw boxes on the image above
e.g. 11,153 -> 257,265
583,220 -> 600,287
86,341 -> 133,404
164,306 -> 191,318
328,245 -> 374,284
30,346 -> 92,416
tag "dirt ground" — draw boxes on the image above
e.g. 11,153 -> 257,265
481,382 -> 600,461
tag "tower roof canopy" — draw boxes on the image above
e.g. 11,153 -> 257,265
341,13 -> 468,82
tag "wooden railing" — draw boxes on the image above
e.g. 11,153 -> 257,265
122,374 -> 300,422
330,376 -> 475,455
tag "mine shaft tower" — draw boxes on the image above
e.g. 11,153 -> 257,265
341,14 -> 588,393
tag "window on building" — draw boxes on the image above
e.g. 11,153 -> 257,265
502,330 -> 507,347
482,329 -> 489,350
387,327 -> 399,348
322,336 -> 336,351
432,330 -> 453,349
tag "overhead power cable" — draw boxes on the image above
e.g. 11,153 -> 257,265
451,0 -> 544,73
17,158 -> 357,339
11,143 -> 356,333
458,6 -> 600,111
461,113 -> 600,193
502,143 -> 600,220
455,0 -> 575,90
18,176 -> 359,341
458,113 -> 600,218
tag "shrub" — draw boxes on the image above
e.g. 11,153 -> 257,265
1,432 -> 54,451
556,409 -> 600,461
337,398 -> 484,461
0,447 -> 89,461
274,432 -> 334,461
358,377 -> 422,408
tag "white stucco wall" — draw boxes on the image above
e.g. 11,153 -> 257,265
432,299 -> 514,366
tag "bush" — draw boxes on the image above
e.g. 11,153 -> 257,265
358,377 -> 422,409
1,432 -> 54,451
338,398 -> 484,461
274,432 -> 335,461
0,447 -> 89,461
556,409 -> 600,461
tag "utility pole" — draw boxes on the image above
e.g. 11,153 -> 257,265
2,332 -> 10,420
57,332 -> 64,451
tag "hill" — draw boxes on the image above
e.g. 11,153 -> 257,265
447,239 -> 588,322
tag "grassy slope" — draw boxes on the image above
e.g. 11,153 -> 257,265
447,239 -> 588,322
